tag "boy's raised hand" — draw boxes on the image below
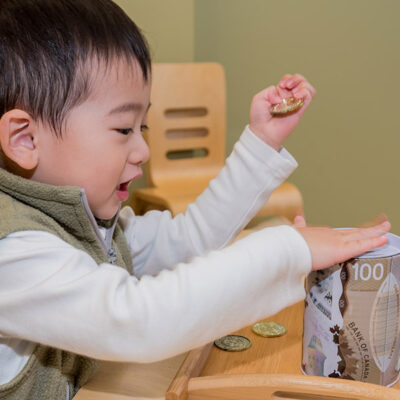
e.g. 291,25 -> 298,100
294,219 -> 391,271
249,74 -> 316,151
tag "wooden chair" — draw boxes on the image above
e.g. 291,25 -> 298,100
132,63 -> 303,221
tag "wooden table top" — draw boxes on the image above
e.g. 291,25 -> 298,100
200,301 -> 308,377
76,301 -> 400,399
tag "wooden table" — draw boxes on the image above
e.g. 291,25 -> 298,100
75,301 -> 400,400
75,352 -> 186,400
76,218 -> 400,399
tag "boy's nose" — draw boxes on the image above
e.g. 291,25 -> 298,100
128,133 -> 150,166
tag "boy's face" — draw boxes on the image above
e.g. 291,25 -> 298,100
32,60 -> 151,219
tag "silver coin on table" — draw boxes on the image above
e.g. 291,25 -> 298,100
214,334 -> 252,352
252,321 -> 287,337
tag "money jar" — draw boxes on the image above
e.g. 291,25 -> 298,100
302,233 -> 400,387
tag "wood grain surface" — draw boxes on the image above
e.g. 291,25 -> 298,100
200,301 -> 305,377
181,302 -> 400,399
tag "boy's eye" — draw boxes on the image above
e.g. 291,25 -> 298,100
117,128 -> 133,135
116,126 -> 148,135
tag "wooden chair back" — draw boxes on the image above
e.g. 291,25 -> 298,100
144,63 -> 226,188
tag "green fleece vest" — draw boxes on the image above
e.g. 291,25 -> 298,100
0,168 -> 134,400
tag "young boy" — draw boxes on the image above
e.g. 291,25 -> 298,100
0,0 -> 390,399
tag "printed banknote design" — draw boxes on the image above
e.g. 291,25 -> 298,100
302,233 -> 400,387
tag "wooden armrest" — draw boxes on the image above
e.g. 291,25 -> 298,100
187,373 -> 399,400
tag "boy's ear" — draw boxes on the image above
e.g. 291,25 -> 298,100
0,109 -> 38,170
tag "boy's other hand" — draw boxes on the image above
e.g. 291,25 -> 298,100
249,73 -> 316,151
296,219 -> 391,271
293,213 -> 307,228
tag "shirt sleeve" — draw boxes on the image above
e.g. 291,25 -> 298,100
120,125 -> 299,278
0,226 -> 311,363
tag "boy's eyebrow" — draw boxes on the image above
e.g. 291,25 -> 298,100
107,102 -> 151,116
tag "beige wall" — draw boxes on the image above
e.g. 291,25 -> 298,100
118,0 -> 400,233
115,0 -> 194,62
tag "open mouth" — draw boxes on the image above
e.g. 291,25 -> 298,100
117,181 -> 130,192
116,180 -> 131,201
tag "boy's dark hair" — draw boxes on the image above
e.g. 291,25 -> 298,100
0,0 -> 151,135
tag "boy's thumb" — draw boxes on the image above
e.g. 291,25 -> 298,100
294,214 -> 307,228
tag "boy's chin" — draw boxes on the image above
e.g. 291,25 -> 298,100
92,206 -> 120,221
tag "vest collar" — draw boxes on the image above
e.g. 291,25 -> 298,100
0,168 -> 119,258
0,167 -> 83,207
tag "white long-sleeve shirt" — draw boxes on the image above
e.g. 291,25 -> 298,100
0,126 -> 311,385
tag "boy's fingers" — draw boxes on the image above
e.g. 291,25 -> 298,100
293,215 -> 307,228
260,85 -> 286,105
265,85 -> 283,105
279,74 -> 294,88
292,82 -> 316,101
265,85 -> 293,105
280,73 -> 303,88
341,221 -> 391,241
345,235 -> 388,259
276,85 -> 292,99
285,74 -> 314,91
279,75 -> 307,91
278,74 -> 316,99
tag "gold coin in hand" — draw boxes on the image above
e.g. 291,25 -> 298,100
270,97 -> 304,115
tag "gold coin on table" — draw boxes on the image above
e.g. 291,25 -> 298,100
270,97 -> 304,115
214,334 -> 252,352
252,321 -> 287,337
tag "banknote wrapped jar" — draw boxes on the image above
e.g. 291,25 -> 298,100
302,233 -> 400,387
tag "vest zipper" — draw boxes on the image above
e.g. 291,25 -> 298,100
65,381 -> 70,400
107,247 -> 117,264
